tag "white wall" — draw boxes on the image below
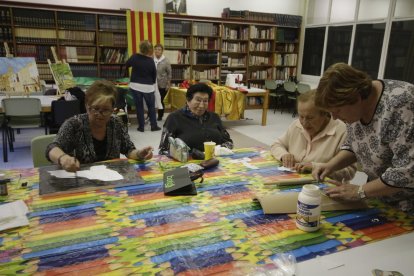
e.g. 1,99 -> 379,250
7,0 -> 305,16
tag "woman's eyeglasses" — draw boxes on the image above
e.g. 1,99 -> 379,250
88,106 -> 113,116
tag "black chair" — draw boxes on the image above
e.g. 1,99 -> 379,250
47,99 -> 81,134
265,80 -> 286,114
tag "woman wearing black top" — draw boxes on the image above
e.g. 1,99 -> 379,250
159,83 -> 233,154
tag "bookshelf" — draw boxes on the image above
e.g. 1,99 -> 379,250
1,2 -> 301,94
0,3 -> 127,82
163,18 -> 301,89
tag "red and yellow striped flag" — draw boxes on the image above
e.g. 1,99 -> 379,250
126,10 -> 164,56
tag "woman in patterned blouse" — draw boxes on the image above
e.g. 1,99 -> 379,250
313,63 -> 414,214
46,80 -> 153,172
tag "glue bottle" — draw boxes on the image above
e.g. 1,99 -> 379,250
296,184 -> 321,232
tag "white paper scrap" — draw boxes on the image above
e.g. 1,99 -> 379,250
48,165 -> 123,181
0,200 -> 29,232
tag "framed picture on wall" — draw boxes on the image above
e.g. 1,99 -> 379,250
166,0 -> 187,14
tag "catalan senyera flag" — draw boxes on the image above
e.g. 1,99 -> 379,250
126,10 -> 164,56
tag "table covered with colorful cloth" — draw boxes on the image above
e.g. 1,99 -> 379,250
1,148 -> 413,275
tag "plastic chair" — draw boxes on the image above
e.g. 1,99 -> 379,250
296,83 -> 311,94
284,81 -> 299,117
31,134 -> 56,167
47,99 -> 81,134
265,80 -> 285,113
1,98 -> 44,162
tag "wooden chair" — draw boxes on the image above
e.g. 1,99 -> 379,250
31,134 -> 56,167
1,98 -> 44,162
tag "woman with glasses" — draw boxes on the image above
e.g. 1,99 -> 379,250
158,83 -> 233,156
271,89 -> 356,181
46,80 -> 153,172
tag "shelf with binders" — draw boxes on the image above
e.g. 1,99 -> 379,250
98,14 -> 126,32
57,11 -> 96,31
12,7 -> 55,28
0,7 -> 12,25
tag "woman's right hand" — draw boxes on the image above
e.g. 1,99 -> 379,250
312,163 -> 333,181
60,155 -> 80,172
281,154 -> 296,168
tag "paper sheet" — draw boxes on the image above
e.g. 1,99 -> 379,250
0,200 -> 29,232
48,165 -> 123,181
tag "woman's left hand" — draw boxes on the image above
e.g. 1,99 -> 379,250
137,146 -> 154,160
324,179 -> 360,201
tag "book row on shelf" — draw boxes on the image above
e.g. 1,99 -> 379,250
250,26 -> 274,39
274,53 -> 298,66
37,63 -> 53,81
249,41 -> 272,51
250,68 -> 272,80
100,65 -> 124,79
164,20 -> 191,35
222,56 -> 246,67
222,8 -> 302,27
171,67 -> 191,80
164,50 -> 190,64
59,46 -> 96,63
249,55 -> 270,66
193,52 -> 219,65
99,33 -> 127,47
0,26 -> 12,41
222,26 -> 249,40
165,37 -> 189,48
16,45 -> 53,61
101,48 -> 127,63
222,41 -> 247,52
192,22 -> 221,37
58,30 -> 96,45
15,28 -> 56,44
193,37 -> 220,50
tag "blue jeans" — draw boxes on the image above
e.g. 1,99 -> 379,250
131,89 -> 157,129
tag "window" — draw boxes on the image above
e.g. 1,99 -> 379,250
384,20 -> 414,83
324,25 -> 352,71
302,27 -> 326,75
395,0 -> 414,18
352,23 -> 385,78
307,0 -> 330,25
358,0 -> 389,21
330,0 -> 357,23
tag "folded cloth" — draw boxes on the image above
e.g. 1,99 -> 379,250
214,145 -> 234,156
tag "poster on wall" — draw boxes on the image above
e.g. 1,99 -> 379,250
166,0 -> 187,14
0,57 -> 41,94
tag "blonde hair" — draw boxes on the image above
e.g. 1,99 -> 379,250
85,80 -> 117,107
139,40 -> 153,55
297,89 -> 329,117
315,63 -> 372,109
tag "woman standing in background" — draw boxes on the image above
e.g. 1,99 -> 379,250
154,43 -> 172,121
125,40 -> 161,132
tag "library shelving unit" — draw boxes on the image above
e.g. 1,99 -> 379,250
221,23 -> 249,85
0,2 -> 127,82
274,27 -> 300,81
163,18 -> 192,86
0,2 -> 302,102
248,24 -> 274,88
191,21 -> 221,83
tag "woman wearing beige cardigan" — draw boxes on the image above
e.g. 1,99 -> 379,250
271,89 -> 356,181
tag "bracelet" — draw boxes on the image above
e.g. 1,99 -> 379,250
57,153 -> 67,166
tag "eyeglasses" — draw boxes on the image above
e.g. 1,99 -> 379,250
88,106 -> 113,116
193,97 -> 209,105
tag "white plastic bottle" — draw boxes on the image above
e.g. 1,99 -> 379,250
296,184 -> 321,232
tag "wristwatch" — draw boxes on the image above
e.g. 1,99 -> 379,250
357,185 -> 366,199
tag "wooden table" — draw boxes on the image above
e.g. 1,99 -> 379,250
166,86 -> 269,126
0,148 -> 413,275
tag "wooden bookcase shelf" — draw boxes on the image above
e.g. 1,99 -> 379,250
0,2 -> 301,95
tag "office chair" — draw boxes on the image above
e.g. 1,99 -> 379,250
47,99 -> 81,134
1,98 -> 43,162
31,134 -> 56,167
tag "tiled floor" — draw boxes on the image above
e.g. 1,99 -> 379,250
0,109 -> 296,169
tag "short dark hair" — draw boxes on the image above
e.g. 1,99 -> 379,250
186,83 -> 212,100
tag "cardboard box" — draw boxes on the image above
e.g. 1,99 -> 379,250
256,192 -> 368,214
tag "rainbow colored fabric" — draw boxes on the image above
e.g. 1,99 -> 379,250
1,148 -> 413,275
